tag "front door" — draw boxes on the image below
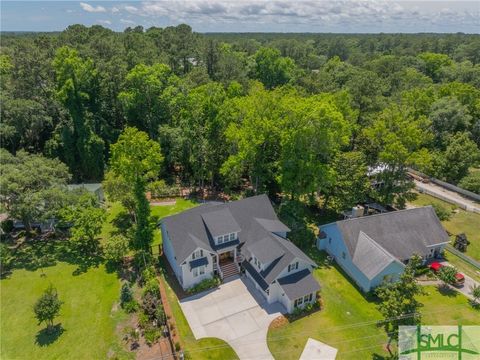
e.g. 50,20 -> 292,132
219,251 -> 233,264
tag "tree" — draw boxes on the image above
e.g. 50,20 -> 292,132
429,97 -> 471,145
33,285 -> 63,333
433,132 -> 480,184
323,152 -> 371,211
119,63 -> 178,139
376,258 -> 424,355
110,127 -> 163,252
253,47 -> 297,89
418,52 -> 452,81
471,284 -> 480,305
361,105 -> 432,208
458,171 -> 480,194
437,265 -> 458,286
51,46 -> 104,181
0,149 -> 71,232
104,234 -> 130,264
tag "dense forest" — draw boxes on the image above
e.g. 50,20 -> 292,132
1,24 -> 480,209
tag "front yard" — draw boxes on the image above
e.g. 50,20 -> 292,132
267,250 -> 480,360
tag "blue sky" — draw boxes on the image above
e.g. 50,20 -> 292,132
1,1 -> 479,33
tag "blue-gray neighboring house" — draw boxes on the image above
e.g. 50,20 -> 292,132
317,206 -> 449,292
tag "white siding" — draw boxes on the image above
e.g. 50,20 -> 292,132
161,223 -> 182,284
181,247 -> 215,290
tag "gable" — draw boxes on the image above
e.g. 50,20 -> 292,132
337,206 -> 449,260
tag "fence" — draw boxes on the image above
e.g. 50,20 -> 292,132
408,168 -> 480,202
446,245 -> 480,271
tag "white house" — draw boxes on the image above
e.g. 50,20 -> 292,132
161,195 -> 320,313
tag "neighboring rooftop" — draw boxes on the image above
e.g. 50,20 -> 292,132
337,206 -> 449,261
277,269 -> 321,300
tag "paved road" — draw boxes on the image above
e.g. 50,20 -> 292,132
414,180 -> 480,213
179,276 -> 285,360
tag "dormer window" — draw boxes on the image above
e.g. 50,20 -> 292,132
288,261 -> 299,272
215,232 -> 237,245
192,249 -> 204,260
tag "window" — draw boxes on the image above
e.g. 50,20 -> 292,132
223,234 -> 229,242
199,266 -> 205,275
309,293 -> 313,302
304,295 -> 309,303
217,236 -> 223,244
342,252 -> 346,259
295,297 -> 303,308
230,233 -> 235,241
193,268 -> 198,277
288,262 -> 299,272
328,237 -> 331,244
192,249 -> 204,260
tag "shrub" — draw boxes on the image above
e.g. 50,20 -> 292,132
431,203 -> 452,221
120,282 -> 133,306
142,292 -> 161,319
123,300 -> 139,313
175,342 -> 181,352
148,180 -> 181,198
437,265 -> 458,285
138,312 -> 149,329
144,327 -> 161,346
458,171 -> 480,194
142,278 -> 160,297
186,276 -> 221,294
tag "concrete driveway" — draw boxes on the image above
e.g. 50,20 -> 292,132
179,275 -> 286,360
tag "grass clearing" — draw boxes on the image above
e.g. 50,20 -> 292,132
0,262 -> 129,360
150,198 -> 198,246
409,193 -> 480,261
267,250 -> 480,360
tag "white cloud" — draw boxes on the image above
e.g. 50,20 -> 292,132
80,2 -> 106,13
97,19 -> 112,25
111,7 -> 120,13
120,18 -> 136,24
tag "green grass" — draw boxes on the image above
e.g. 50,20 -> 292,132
409,193 -> 480,261
0,262 -> 128,360
443,250 -> 480,283
162,267 -> 238,360
267,250 -> 480,360
150,198 -> 198,246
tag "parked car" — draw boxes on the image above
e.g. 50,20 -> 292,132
429,262 -> 465,287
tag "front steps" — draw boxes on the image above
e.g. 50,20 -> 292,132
220,262 -> 239,279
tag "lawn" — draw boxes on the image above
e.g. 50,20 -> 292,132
409,193 -> 480,261
161,261 -> 238,360
150,198 -> 199,246
267,250 -> 480,360
0,262 -> 129,360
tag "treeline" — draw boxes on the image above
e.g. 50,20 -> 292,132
1,24 -> 480,205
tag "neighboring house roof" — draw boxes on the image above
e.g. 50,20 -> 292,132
201,208 -> 241,238
277,269 -> 321,300
351,231 -> 404,280
336,206 -> 449,261
162,195 -> 316,290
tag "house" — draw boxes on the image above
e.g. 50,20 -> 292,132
161,194 -> 320,313
317,206 -> 449,292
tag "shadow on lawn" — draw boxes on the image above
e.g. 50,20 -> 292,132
436,284 -> 458,297
8,238 -> 103,277
35,324 -> 65,346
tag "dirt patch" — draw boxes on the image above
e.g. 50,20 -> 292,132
269,315 -> 289,329
150,199 -> 177,206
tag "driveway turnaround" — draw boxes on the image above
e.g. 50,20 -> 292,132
179,275 -> 285,360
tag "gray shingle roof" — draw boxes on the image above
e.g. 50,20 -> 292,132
162,195 -> 287,265
351,231 -> 404,280
277,269 -> 321,300
337,206 -> 449,261
201,208 -> 241,238
162,194 -> 317,290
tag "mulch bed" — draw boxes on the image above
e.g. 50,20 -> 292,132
158,276 -> 181,350
269,315 -> 289,329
